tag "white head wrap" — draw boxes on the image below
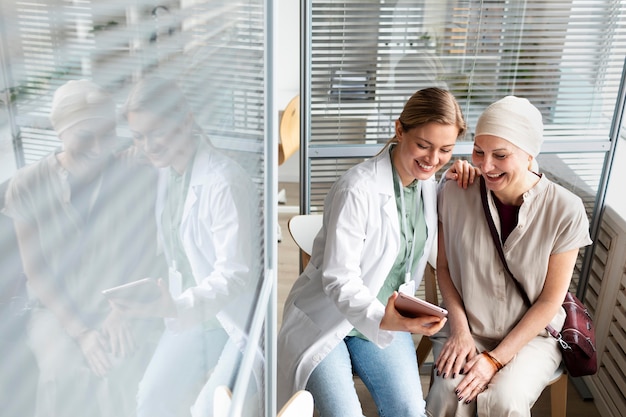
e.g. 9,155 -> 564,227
49,79 -> 116,136
474,96 -> 544,157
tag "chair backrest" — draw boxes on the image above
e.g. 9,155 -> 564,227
278,94 -> 299,165
287,214 -> 323,268
277,390 -> 314,417
213,386 -> 315,417
212,385 -> 232,417
416,263 -> 438,368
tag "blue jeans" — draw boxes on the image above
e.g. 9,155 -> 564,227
136,325 -> 230,417
306,332 -> 426,417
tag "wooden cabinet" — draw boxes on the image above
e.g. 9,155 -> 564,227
584,206 -> 626,417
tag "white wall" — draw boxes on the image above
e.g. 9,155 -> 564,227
275,0 -> 300,183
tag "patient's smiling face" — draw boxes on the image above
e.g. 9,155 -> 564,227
473,134 -> 535,205
59,118 -> 117,178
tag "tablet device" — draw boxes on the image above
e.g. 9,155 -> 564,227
394,292 -> 448,319
102,278 -> 161,303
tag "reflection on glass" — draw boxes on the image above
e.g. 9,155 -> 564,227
1,2 -> 268,416
1,75 -> 262,417
3,79 -> 165,417
120,76 -> 261,417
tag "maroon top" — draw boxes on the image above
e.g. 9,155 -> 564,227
493,193 -> 520,243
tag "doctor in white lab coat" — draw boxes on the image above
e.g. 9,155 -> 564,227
117,76 -> 261,417
278,88 -> 474,417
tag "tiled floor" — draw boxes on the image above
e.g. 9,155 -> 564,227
276,182 -> 601,417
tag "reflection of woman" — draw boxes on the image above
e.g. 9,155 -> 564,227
4,79 -> 163,417
426,96 -> 592,417
278,88 -> 473,417
119,76 -> 260,417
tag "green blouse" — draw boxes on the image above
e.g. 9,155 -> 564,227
349,147 -> 427,340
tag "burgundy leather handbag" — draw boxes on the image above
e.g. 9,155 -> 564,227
546,292 -> 597,377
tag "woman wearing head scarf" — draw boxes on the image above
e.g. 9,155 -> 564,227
426,96 -> 592,416
278,87 -> 475,417
3,79 -> 163,417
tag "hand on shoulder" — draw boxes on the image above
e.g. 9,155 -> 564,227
444,160 -> 481,189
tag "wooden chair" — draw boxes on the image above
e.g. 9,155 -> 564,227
277,95 -> 300,240
278,94 -> 300,166
277,390 -> 314,417
547,370 -> 568,417
213,386 -> 314,417
212,385 -> 233,417
287,214 -> 323,269
416,262 -> 438,369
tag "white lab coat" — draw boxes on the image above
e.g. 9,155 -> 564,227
277,150 -> 438,406
155,141 -> 260,347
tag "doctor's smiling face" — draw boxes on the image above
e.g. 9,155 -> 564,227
390,88 -> 465,186
127,109 -> 193,170
393,121 -> 458,186
125,77 -> 198,174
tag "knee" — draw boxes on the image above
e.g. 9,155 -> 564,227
383,398 -> 426,417
380,379 -> 426,417
425,374 -> 459,414
478,384 -> 534,416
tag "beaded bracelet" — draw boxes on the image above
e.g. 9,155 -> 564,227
481,351 -> 504,371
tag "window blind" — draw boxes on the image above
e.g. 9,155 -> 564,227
304,0 -> 626,212
2,0 -> 266,168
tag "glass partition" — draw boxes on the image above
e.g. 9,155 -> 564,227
0,1 -> 273,416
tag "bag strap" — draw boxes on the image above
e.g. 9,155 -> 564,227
479,177 -> 560,338
479,177 -> 531,306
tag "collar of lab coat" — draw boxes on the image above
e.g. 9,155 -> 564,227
181,142 -> 210,222
369,148 -> 401,236
155,140 -> 212,229
368,147 -> 438,278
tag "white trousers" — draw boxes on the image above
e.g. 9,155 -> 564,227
426,333 -> 562,417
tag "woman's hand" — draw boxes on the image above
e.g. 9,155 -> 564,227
434,330 -> 476,379
100,307 -> 135,358
380,292 -> 447,335
444,160 -> 480,189
453,352 -> 500,404
109,278 -> 177,319
76,329 -> 112,377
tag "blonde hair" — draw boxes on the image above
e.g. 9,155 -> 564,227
125,76 -> 197,122
379,87 -> 466,154
123,75 -> 204,137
